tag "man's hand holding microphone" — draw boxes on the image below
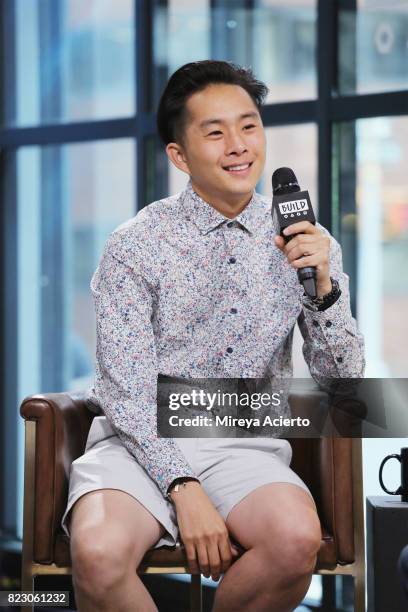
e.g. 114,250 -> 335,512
272,166 -> 335,300
274,221 -> 332,297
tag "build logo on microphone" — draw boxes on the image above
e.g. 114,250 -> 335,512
278,199 -> 309,218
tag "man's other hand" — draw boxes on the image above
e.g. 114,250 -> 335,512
171,481 -> 240,581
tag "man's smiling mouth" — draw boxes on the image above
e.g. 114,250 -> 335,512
223,162 -> 253,174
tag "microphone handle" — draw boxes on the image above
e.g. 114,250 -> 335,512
297,267 -> 317,299
283,233 -> 317,299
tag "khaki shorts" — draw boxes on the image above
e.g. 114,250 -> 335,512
61,416 -> 313,549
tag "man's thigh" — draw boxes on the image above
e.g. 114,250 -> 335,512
225,482 -> 321,552
69,489 -> 166,566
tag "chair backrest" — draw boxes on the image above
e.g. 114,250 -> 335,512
20,392 -> 94,563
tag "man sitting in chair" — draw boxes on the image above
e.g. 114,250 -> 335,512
61,60 -> 365,612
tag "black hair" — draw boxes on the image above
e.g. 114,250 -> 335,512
157,60 -> 268,145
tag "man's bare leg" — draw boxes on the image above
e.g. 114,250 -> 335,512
212,483 -> 322,612
68,489 -> 166,612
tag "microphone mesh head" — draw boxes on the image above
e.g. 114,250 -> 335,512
272,167 -> 298,193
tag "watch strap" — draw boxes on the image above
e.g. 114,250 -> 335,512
303,277 -> 341,312
166,477 -> 200,502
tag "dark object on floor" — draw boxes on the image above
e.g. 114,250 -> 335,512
366,496 -> 408,611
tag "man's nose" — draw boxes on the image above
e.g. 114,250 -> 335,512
225,133 -> 248,155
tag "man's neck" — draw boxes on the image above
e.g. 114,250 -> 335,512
191,181 -> 254,219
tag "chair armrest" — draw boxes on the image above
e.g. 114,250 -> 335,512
20,392 -> 94,563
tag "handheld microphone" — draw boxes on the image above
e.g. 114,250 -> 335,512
272,167 -> 317,298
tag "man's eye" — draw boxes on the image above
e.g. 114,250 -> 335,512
208,130 -> 222,136
244,124 -> 256,130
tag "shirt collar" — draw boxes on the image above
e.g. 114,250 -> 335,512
182,179 -> 269,235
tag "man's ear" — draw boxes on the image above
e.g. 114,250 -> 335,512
166,142 -> 190,175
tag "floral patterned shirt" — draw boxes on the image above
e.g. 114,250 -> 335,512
88,179 -> 365,497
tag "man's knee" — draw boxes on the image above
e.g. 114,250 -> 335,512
71,527 -> 142,598
260,516 -> 322,580
283,522 -> 321,576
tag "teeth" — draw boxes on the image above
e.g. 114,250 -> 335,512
226,163 -> 250,171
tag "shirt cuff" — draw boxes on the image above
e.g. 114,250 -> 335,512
302,289 -> 349,327
301,288 -> 359,365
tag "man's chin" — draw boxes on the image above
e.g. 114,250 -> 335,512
192,174 -> 258,203
222,177 -> 257,196
221,168 -> 260,192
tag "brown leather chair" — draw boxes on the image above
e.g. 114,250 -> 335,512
20,391 -> 366,612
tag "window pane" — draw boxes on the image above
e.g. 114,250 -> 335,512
4,0 -> 134,126
254,0 -> 317,103
152,0 -> 316,109
17,138 -> 135,407
339,117 -> 408,376
152,0 -> 210,107
338,0 -> 408,95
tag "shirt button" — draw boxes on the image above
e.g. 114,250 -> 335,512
312,320 -> 319,327
230,308 -> 238,314
226,221 -> 234,228
336,356 -> 343,363
325,321 -> 332,328
228,257 -> 236,264
226,347 -> 233,354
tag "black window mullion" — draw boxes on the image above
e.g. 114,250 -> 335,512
317,0 -> 337,232
135,0 -> 157,211
0,151 -> 18,539
332,90 -> 408,122
0,0 -> 18,544
261,101 -> 316,126
0,0 -> 16,125
338,0 -> 357,96
0,118 -> 139,148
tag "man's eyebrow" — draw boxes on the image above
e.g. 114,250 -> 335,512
199,111 -> 259,129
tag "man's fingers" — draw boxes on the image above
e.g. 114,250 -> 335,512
196,542 -> 211,578
274,235 -> 285,250
276,233 -> 315,254
287,245 -> 322,263
207,540 -> 223,581
217,537 -> 234,575
185,542 -> 200,575
291,254 -> 321,268
283,221 -> 319,236
284,235 -> 316,253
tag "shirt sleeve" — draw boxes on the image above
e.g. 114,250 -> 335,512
297,230 -> 365,383
89,233 -> 198,498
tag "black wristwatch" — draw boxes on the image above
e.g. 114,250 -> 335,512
166,477 -> 200,502
303,277 -> 341,312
